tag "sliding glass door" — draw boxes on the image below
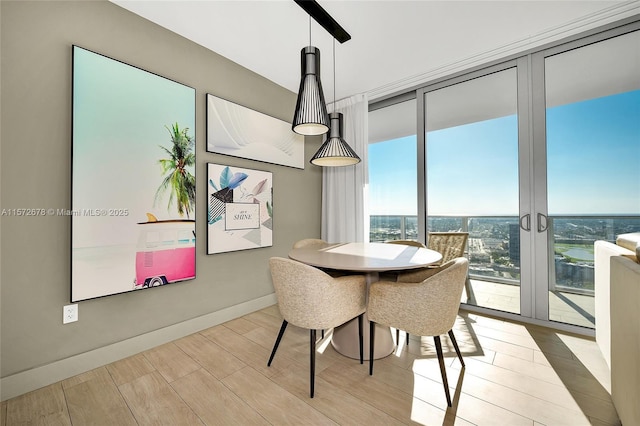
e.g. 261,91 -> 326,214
423,66 -> 522,314
536,29 -> 640,328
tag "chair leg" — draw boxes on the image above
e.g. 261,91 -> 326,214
358,314 -> 364,364
310,329 -> 316,398
321,329 -> 324,339
434,336 -> 452,407
395,329 -> 410,346
448,329 -> 465,368
464,276 -> 476,305
369,321 -> 375,375
267,320 -> 288,366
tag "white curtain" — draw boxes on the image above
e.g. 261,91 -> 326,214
321,93 -> 369,243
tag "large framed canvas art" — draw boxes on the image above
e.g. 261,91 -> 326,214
206,93 -> 304,169
71,46 -> 196,302
207,163 -> 273,254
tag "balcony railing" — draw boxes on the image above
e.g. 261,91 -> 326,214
370,214 -> 640,295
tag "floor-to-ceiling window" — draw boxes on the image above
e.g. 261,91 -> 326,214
535,29 -> 640,328
368,98 -> 418,242
424,67 -> 521,314
368,22 -> 640,332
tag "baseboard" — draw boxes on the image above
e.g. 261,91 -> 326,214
0,293 -> 277,401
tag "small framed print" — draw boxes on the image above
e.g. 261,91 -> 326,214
207,163 -> 273,254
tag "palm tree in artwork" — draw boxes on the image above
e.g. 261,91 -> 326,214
155,123 -> 196,218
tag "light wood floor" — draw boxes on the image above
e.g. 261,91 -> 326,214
1,305 -> 619,425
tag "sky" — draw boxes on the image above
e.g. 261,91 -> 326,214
546,90 -> 640,215
73,46 -> 195,247
369,90 -> 640,217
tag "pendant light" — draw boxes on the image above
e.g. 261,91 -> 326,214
310,39 -> 361,167
292,18 -> 329,136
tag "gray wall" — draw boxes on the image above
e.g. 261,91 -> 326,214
0,0 -> 322,387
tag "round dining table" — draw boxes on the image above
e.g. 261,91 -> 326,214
288,242 -> 442,360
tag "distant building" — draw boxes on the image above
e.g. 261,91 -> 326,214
555,259 -> 595,290
509,224 -> 520,266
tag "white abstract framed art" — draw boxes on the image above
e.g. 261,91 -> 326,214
206,93 -> 304,169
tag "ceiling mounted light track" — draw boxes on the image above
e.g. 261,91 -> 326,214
293,0 -> 351,44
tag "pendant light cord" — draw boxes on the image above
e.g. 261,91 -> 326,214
333,37 -> 336,112
308,15 -> 336,111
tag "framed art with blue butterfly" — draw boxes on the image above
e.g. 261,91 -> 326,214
207,163 -> 273,254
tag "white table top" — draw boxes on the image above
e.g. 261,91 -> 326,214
288,242 -> 442,272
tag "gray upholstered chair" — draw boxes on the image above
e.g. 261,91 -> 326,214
385,236 -> 463,345
267,257 -> 367,398
427,231 -> 475,305
391,260 -> 457,346
292,238 -> 329,249
393,231 -> 472,341
388,233 -> 467,284
367,257 -> 469,406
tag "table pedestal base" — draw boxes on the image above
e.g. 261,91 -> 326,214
331,312 -> 395,360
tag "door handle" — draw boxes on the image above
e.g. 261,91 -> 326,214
519,214 -> 531,232
537,213 -> 549,233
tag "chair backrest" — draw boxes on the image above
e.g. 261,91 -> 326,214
385,239 -> 426,248
421,257 -> 468,331
269,257 -> 366,330
427,232 -> 469,264
292,238 -> 329,249
369,257 -> 469,337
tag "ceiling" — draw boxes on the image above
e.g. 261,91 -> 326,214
111,1 -> 638,103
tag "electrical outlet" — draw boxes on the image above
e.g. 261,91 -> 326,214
63,304 -> 78,324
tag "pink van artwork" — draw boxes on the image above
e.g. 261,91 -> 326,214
134,213 -> 195,289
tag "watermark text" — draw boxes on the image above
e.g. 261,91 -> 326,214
1,208 -> 129,217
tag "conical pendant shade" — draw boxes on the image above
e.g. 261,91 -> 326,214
292,46 -> 329,136
310,112 -> 361,167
